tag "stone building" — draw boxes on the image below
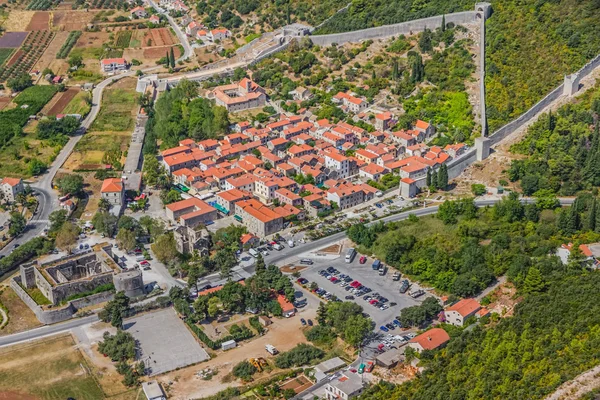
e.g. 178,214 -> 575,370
174,225 -> 212,255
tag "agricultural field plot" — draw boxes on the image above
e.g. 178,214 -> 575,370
0,32 -> 28,48
26,0 -> 60,11
61,89 -> 91,116
52,10 -> 97,31
0,30 -> 55,82
75,31 -> 110,48
32,30 -> 69,77
1,11 -> 34,32
0,97 -> 11,111
88,0 -> 128,9
115,30 -> 132,48
25,11 -> 49,30
66,78 -> 137,171
143,27 -> 176,47
56,30 -> 81,58
0,48 -> 14,66
44,87 -> 80,115
142,44 -> 180,59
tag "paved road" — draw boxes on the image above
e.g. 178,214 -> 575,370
0,315 -> 99,348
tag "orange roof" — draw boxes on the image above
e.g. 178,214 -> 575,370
240,233 -> 257,245
409,328 -> 450,351
218,188 -> 251,202
163,152 -> 195,167
275,188 -> 300,201
415,119 -> 430,130
361,163 -> 387,175
166,197 -> 213,213
100,178 -> 122,193
162,146 -> 191,157
198,280 -> 245,296
277,294 -> 295,313
446,298 -> 481,318
101,58 -> 126,65
236,199 -> 282,223
1,177 -> 21,187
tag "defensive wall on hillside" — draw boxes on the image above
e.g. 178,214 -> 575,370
309,11 -> 479,47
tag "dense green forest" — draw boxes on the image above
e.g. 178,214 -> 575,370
359,271 -> 600,400
314,0 -> 471,34
508,83 -> 600,196
486,0 -> 600,132
152,79 -> 229,149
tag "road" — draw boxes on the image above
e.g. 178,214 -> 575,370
0,9 -> 194,257
0,315 -> 99,348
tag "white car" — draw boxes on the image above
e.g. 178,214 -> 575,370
261,250 -> 269,256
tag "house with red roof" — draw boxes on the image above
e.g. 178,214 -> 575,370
408,328 -> 450,352
130,6 -> 147,18
209,78 -> 265,112
0,177 -> 24,203
277,294 -> 295,317
444,298 -> 485,327
165,198 -> 217,227
100,58 -> 127,74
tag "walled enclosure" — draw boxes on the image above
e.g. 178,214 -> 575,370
11,244 -> 146,324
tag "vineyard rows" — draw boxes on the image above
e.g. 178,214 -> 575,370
56,31 -> 82,59
0,31 -> 54,82
26,0 -> 60,10
88,0 -> 128,9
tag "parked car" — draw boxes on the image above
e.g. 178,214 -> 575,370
300,258 -> 313,265
307,319 -> 313,326
359,255 -> 367,264
345,295 -> 355,300
386,323 -> 395,330
380,325 -> 389,332
300,318 -> 306,326
393,319 -> 401,327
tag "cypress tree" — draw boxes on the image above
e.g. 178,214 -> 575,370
170,47 -> 175,68
588,198 -> 597,232
392,59 -> 399,81
584,123 -> 600,185
565,202 -> 580,234
165,51 -> 169,67
441,15 -> 446,32
523,267 -> 545,294
595,200 -> 600,233
431,169 -> 439,189
426,169 -> 432,187
438,164 -> 448,190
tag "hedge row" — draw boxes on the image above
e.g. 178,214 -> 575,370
0,237 -> 52,277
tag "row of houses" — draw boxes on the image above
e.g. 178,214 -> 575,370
185,20 -> 231,43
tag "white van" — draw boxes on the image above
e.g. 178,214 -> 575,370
249,248 -> 259,258
287,240 -> 295,248
135,255 -> 145,262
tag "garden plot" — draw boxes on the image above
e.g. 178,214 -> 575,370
24,11 -> 49,30
0,32 -> 28,48
0,30 -> 55,82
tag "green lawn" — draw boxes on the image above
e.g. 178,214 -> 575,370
69,47 -> 104,60
0,48 -> 14,66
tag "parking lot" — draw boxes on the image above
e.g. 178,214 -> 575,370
297,253 -> 430,335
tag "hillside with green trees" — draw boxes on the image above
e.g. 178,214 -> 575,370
152,79 -> 229,149
354,194 -> 600,399
508,83 -> 600,196
486,0 -> 600,132
314,0 -> 471,34
195,0 -> 347,32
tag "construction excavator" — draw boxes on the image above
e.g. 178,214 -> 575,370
249,357 -> 268,372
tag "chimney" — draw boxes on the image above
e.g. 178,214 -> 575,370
428,336 -> 432,341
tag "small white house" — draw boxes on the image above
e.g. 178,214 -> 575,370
142,381 -> 166,400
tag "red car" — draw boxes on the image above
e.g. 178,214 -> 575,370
369,299 -> 379,306
359,256 -> 367,264
140,260 -> 149,266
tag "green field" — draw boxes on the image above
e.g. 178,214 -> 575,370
25,287 -> 51,305
90,84 -> 138,132
0,48 -> 14,66
62,90 -> 91,116
69,46 -> 104,60
116,31 -> 132,48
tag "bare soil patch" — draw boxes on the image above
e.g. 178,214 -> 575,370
25,12 -> 49,31
6,49 -> 24,67
76,31 -> 110,48
144,27 -> 176,47
0,391 -> 40,400
0,97 -> 11,111
486,282 -> 519,318
143,45 -> 180,59
280,375 -> 312,393
52,10 -> 96,31
318,243 -> 342,254
0,285 -> 42,336
46,87 -> 80,115
280,265 -> 307,273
